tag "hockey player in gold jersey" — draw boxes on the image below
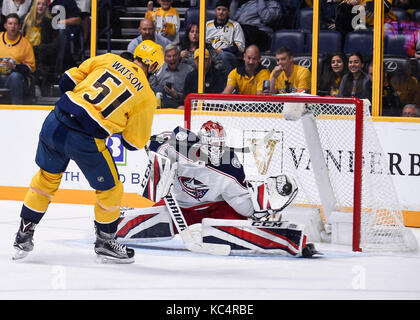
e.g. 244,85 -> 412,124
12,40 -> 164,263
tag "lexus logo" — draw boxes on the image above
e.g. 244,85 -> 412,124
261,57 -> 274,69
298,58 -> 312,69
385,61 -> 398,73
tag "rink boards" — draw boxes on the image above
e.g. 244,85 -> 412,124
1,105 -> 420,227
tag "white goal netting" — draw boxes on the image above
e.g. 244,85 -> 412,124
185,94 -> 417,252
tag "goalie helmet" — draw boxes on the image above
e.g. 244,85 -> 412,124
198,121 -> 226,166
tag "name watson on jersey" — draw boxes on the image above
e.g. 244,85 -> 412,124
111,60 -> 144,92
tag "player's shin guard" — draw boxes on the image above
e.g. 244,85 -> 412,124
201,218 -> 308,257
94,181 -> 123,228
21,170 -> 63,223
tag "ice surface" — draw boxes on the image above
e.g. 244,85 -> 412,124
1,200 -> 420,300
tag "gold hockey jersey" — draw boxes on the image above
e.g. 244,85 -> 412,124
56,53 -> 157,151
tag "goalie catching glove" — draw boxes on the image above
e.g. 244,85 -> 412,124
248,174 -> 298,220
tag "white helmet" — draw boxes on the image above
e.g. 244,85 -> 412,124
198,121 -> 226,166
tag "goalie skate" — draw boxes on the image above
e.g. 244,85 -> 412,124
12,219 -> 35,260
94,229 -> 135,264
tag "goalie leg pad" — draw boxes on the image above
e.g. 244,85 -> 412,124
116,202 -> 174,242
201,218 -> 306,257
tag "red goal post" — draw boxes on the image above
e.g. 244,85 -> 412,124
184,93 -> 417,253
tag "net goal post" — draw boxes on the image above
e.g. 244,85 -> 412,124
184,93 -> 418,253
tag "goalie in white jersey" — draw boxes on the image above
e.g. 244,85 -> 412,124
117,121 -> 320,257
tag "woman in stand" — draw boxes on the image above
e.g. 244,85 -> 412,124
180,22 -> 225,75
338,51 -> 371,101
180,22 -> 200,67
318,52 -> 348,96
22,0 -> 59,95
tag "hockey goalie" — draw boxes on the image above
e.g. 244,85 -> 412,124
117,121 -> 321,257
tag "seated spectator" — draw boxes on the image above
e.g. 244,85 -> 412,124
145,0 -> 180,44
1,0 -> 31,28
75,0 -> 90,44
229,0 -> 282,52
389,66 -> 420,107
180,22 -> 200,67
206,0 -> 245,77
401,104 -> 419,117
183,48 -> 225,100
362,0 -> 397,27
405,29 -> 420,59
223,44 -> 270,95
334,0 -> 396,38
0,13 -> 35,104
127,18 -> 171,54
148,43 -> 194,109
338,51 -> 371,100
180,22 -> 225,73
269,46 -> 311,94
368,61 -> 401,116
318,52 -> 348,96
22,0 -> 59,95
49,0 -> 82,75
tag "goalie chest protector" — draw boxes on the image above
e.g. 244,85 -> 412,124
151,127 -> 252,214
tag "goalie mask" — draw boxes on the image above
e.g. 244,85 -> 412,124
198,121 -> 226,166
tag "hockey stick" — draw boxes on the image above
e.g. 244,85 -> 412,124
151,129 -> 276,154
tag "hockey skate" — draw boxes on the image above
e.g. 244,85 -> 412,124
13,219 -> 36,260
94,228 -> 135,264
302,243 -> 323,258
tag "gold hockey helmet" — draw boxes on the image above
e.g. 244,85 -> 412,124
133,40 -> 164,74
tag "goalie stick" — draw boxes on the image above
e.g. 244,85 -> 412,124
163,188 -> 231,256
151,129 -> 275,154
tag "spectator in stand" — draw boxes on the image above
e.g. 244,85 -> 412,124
1,0 -> 31,28
318,52 -> 348,96
22,0 -> 60,96
269,46 -> 311,94
49,0 -> 82,75
148,43 -> 194,109
206,0 -> 245,77
127,18 -> 171,54
405,29 -> 420,59
0,13 -> 35,104
180,22 -> 200,67
180,22 -> 225,73
389,65 -> 420,107
229,0 -> 282,52
292,0 -> 339,31
223,44 -> 270,95
75,0 -> 90,44
333,0 -> 396,38
338,51 -> 371,100
368,61 -> 401,116
145,0 -> 180,44
183,48 -> 225,100
401,104 -> 419,117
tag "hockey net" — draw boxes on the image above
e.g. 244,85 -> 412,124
184,93 -> 418,252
